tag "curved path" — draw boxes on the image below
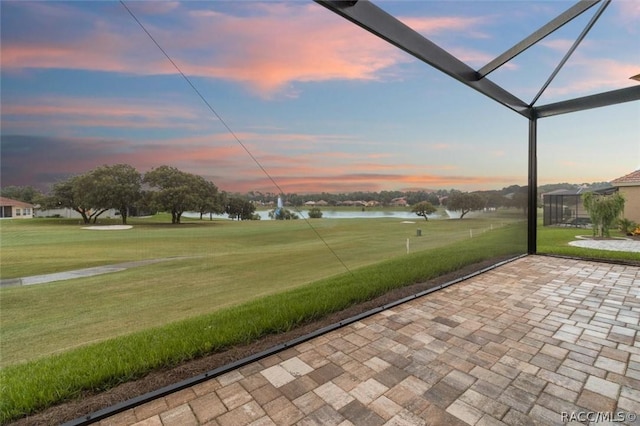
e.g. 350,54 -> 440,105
569,239 -> 640,253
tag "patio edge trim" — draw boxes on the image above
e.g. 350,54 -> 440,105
538,252 -> 640,267
63,253 -> 527,426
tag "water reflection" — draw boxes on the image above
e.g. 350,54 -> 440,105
184,209 -> 464,220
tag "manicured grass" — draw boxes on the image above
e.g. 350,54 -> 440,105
1,212 -> 523,367
0,223 -> 526,423
537,225 -> 640,263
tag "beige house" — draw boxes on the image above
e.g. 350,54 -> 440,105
611,169 -> 640,223
0,197 -> 35,219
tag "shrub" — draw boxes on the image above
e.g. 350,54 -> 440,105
308,207 -> 323,219
618,218 -> 637,236
582,192 -> 625,238
268,208 -> 299,220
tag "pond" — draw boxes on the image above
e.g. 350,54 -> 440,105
184,209 -> 463,220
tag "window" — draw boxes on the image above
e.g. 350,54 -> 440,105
16,208 -> 21,216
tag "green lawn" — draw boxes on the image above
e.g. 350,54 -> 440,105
0,212 -> 522,367
0,214 -> 527,423
537,223 -> 640,263
4,210 -> 637,422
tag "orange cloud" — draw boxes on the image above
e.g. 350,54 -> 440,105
217,172 -> 523,194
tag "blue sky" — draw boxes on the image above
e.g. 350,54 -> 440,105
1,0 -> 638,194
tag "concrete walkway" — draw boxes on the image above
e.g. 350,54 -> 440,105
0,257 -> 193,287
569,239 -> 640,253
98,255 -> 640,425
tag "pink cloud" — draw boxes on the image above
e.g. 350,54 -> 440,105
448,47 -> 518,71
2,2 -> 408,98
539,38 -> 582,52
2,97 -> 207,131
616,1 -> 640,33
3,130 -> 523,193
545,57 -> 639,97
2,4 -> 503,99
398,16 -> 487,37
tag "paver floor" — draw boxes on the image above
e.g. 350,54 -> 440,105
100,255 -> 640,425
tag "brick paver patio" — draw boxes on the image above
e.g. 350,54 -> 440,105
99,255 -> 640,425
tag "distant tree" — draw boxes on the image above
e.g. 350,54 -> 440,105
82,164 -> 141,225
483,191 -> 507,209
307,207 -> 323,219
411,201 -> 437,221
225,197 -> 256,220
509,189 -> 529,216
43,175 -> 106,224
0,185 -> 42,204
144,166 -> 202,224
286,193 -> 303,207
193,177 -> 223,220
426,193 -> 440,206
447,193 -> 485,219
583,192 -> 625,238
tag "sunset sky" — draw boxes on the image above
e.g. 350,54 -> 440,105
1,0 -> 639,194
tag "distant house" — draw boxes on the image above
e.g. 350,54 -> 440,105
542,187 -> 616,226
390,197 -> 408,207
0,197 -> 35,219
35,207 -> 121,219
341,200 -> 367,207
611,169 -> 640,223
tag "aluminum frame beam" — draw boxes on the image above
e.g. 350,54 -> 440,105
528,118 -> 537,254
317,0 -> 639,256
314,0 -> 532,119
535,85 -> 640,118
478,0 -> 600,79
530,0 -> 610,106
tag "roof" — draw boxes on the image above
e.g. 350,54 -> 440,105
542,187 -> 616,198
542,189 -> 581,196
611,170 -> 640,187
0,197 -> 35,208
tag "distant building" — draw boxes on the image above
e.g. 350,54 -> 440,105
36,207 -> 119,219
542,187 -> 616,226
0,197 -> 35,219
611,169 -> 640,223
390,197 -> 408,207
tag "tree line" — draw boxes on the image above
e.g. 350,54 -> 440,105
1,168 -> 530,224
243,186 -> 529,210
1,164 -> 257,224
9,170 -> 617,224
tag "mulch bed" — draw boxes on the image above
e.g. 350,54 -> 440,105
12,254 -> 638,426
